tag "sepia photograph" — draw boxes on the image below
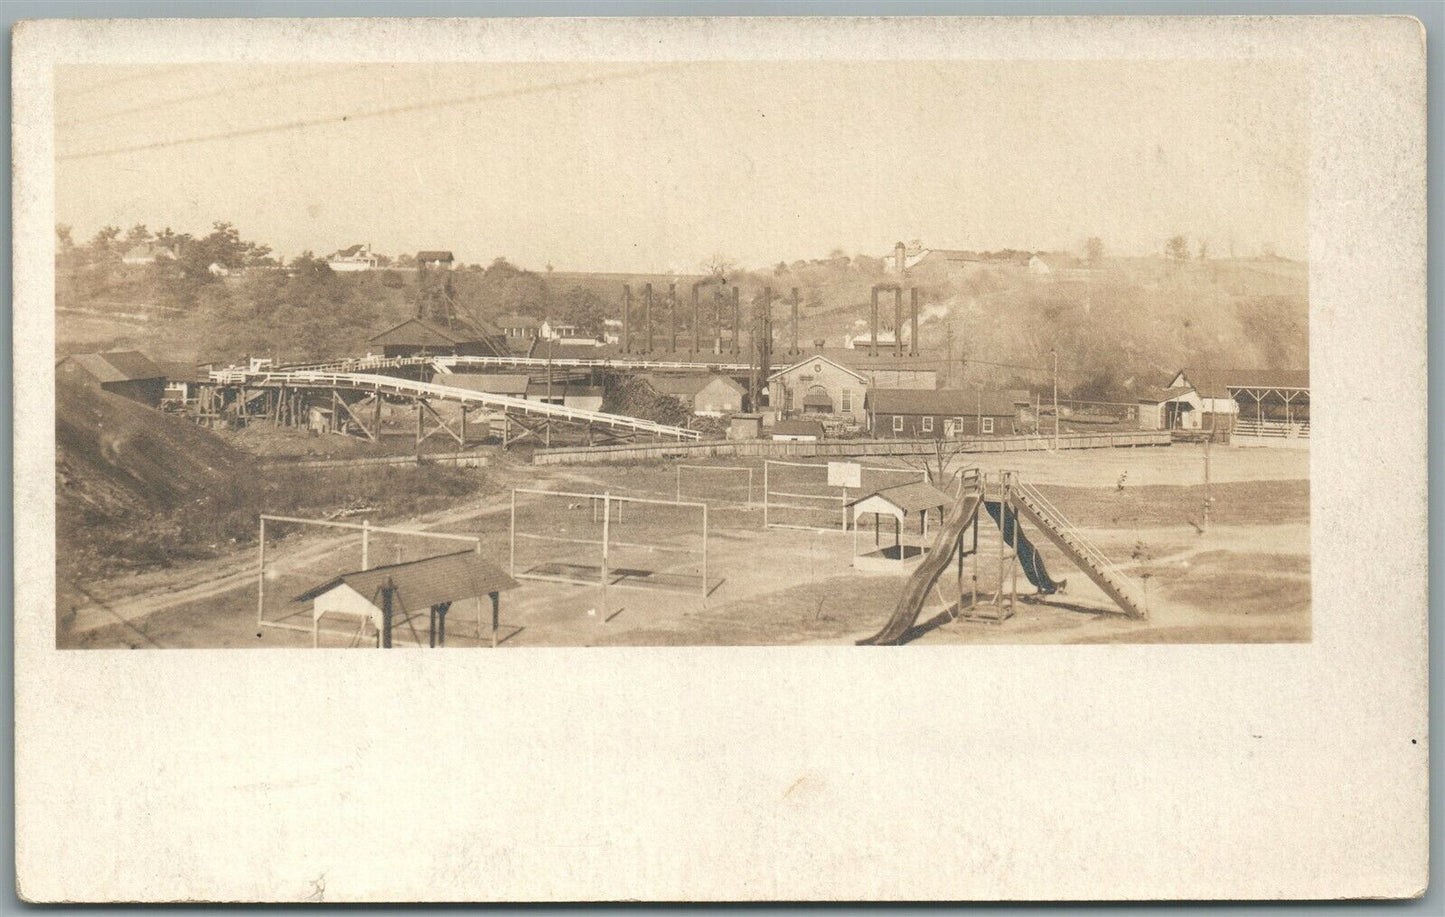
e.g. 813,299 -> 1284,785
53,56 -> 1310,649
14,13 -> 1428,904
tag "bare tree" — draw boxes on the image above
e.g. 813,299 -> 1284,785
1085,236 -> 1105,265
699,254 -> 737,280
1165,235 -> 1190,262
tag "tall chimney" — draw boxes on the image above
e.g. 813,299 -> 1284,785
895,241 -> 906,275
894,287 -> 903,357
692,284 -> 700,353
790,287 -> 800,355
714,287 -> 723,355
731,287 -> 740,356
622,284 -> 631,354
870,289 -> 879,357
669,283 -> 677,353
644,283 -> 653,354
909,287 -> 919,357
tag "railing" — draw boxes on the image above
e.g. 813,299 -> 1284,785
1010,477 -> 1122,578
533,430 -> 1172,465
207,369 -> 700,440
1234,419 -> 1310,439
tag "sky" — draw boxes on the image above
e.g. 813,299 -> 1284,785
55,59 -> 1309,272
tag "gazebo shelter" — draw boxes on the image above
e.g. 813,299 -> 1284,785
847,481 -> 956,573
294,549 -> 518,648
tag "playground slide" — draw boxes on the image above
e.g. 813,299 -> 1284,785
983,500 -> 1065,595
856,489 -> 983,646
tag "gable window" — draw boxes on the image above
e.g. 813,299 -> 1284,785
892,415 -> 904,433
921,416 -> 934,433
981,417 -> 994,434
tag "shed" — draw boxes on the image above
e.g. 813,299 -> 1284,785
416,250 -> 455,268
369,317 -> 504,358
770,419 -> 825,442
294,549 -> 518,648
57,351 -> 167,407
445,373 -> 531,398
728,414 -> 763,440
846,482 -> 956,572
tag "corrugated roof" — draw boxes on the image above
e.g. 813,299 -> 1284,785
847,481 -> 956,514
294,550 -> 517,608
869,388 -> 1019,417
1221,369 -> 1310,391
59,351 -> 165,383
156,360 -> 205,384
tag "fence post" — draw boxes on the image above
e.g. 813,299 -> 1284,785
763,461 -> 770,529
701,503 -> 709,602
361,519 -> 370,571
600,492 -> 611,621
256,517 -> 266,629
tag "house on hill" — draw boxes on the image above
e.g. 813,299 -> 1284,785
868,388 -> 1025,438
57,351 -> 167,407
496,313 -> 541,340
416,251 -> 455,270
327,243 -> 377,272
887,242 -> 982,275
369,317 -> 505,358
121,243 -> 177,266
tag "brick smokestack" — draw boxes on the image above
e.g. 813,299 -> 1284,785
714,287 -> 723,355
790,288 -> 800,355
870,288 -> 879,357
894,287 -> 903,357
622,284 -> 631,354
644,283 -> 653,354
895,241 -> 906,275
669,283 -> 677,353
909,287 -> 919,357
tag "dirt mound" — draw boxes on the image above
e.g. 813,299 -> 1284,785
57,374 -> 241,520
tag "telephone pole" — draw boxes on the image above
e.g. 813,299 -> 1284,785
1051,348 -> 1060,449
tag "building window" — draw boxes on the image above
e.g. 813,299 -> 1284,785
892,415 -> 904,433
785,387 -> 793,412
952,417 -> 964,437
841,389 -> 852,413
921,416 -> 934,433
982,417 -> 994,434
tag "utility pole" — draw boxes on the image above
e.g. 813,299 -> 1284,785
1051,348 -> 1060,449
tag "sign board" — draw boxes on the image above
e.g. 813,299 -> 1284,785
827,461 -> 862,489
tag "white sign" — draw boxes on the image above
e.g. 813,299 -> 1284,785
827,461 -> 862,489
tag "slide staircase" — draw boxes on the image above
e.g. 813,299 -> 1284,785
1006,478 -> 1146,620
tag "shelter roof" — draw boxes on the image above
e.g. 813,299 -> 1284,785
294,550 -> 517,608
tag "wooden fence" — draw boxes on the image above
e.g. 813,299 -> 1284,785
532,431 -> 1172,466
262,451 -> 490,470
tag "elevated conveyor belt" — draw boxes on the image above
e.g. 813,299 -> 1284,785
208,369 -> 701,441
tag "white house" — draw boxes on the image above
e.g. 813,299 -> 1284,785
327,243 -> 378,272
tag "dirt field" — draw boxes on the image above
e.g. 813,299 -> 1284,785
62,442 -> 1309,649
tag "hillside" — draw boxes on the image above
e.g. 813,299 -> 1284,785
55,237 -> 1307,402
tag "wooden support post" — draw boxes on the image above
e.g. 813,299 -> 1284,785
374,393 -> 382,438
381,578 -> 395,649
415,399 -> 424,449
460,406 -> 468,449
600,492 -> 611,620
257,517 -> 267,628
491,592 -> 499,648
437,602 -> 448,646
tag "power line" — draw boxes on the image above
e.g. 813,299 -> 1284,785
58,64 -> 372,130
58,63 -> 684,163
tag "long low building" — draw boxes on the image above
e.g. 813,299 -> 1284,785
867,388 -> 1029,438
